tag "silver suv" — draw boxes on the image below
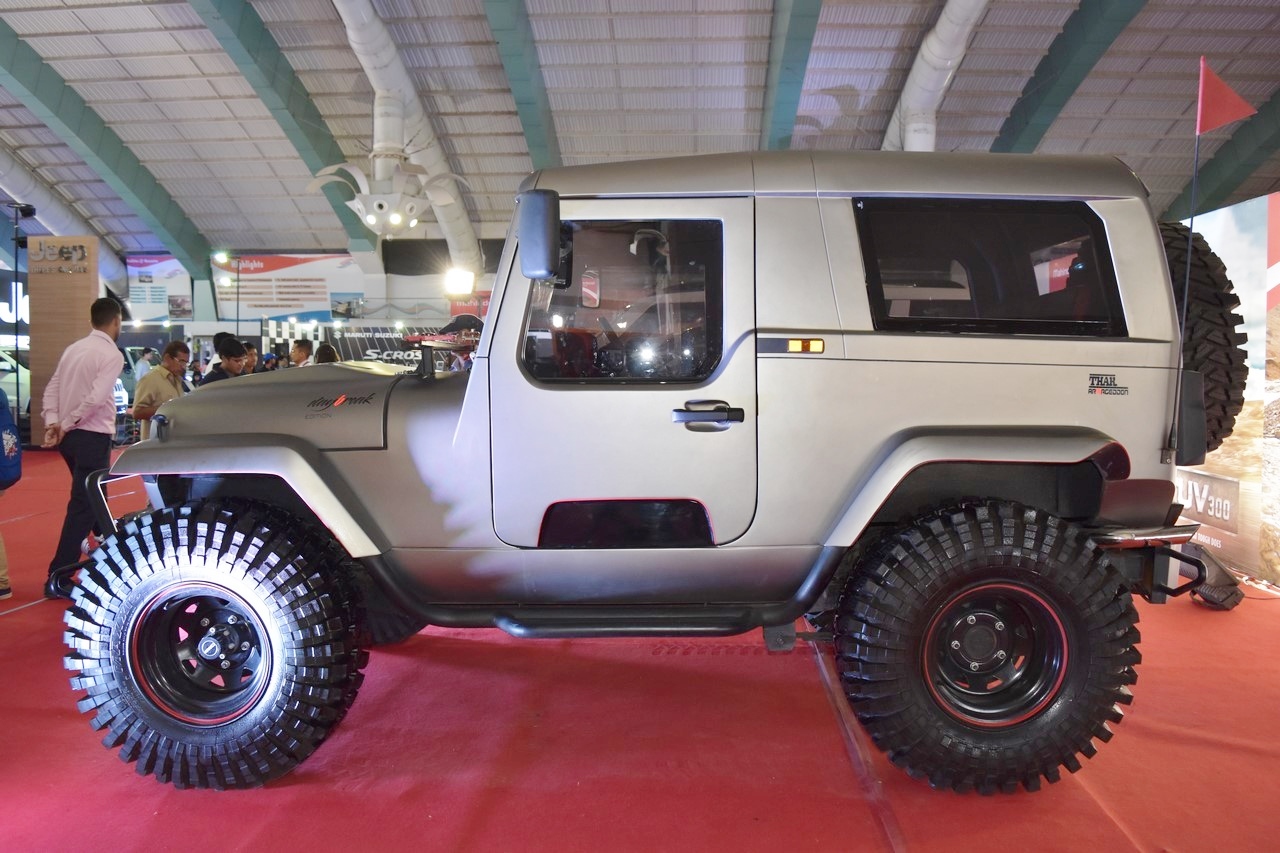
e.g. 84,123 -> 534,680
62,151 -> 1245,794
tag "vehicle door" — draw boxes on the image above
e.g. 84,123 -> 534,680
489,197 -> 757,548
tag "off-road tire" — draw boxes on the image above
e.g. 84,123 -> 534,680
1161,221 -> 1248,453
834,500 -> 1139,794
353,567 -> 429,645
63,500 -> 368,789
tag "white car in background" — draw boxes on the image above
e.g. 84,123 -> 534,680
0,347 -> 29,439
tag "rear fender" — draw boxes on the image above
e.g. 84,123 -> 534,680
823,429 -> 1120,548
110,434 -> 383,557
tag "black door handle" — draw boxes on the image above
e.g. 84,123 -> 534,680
671,404 -> 744,424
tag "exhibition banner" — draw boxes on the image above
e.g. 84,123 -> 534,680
213,253 -> 364,323
1180,195 -> 1268,580
330,324 -> 443,369
126,255 -> 192,321
1263,193 -> 1280,582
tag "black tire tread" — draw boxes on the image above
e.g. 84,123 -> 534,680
1161,221 -> 1248,453
834,500 -> 1140,794
63,500 -> 367,789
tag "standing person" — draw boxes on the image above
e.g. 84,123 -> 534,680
258,352 -> 278,372
42,297 -> 124,596
314,343 -> 340,364
199,338 -> 248,385
130,341 -> 191,439
241,341 -> 260,374
289,338 -> 313,367
133,347 -> 156,383
0,386 -> 17,601
202,331 -> 233,378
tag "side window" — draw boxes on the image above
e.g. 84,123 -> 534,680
856,198 -> 1127,337
521,219 -> 723,383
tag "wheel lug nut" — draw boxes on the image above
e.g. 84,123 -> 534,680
200,618 -> 210,627
207,627 -> 216,635
227,615 -> 238,624
996,650 -> 1007,660
220,660 -> 231,669
966,615 -> 976,625
240,642 -> 250,651
969,661 -> 980,671
995,621 -> 1005,631
950,640 -> 961,650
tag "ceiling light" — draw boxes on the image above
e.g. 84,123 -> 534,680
217,276 -> 232,287
389,212 -> 403,226
365,213 -> 378,226
444,267 -> 475,296
213,251 -> 229,264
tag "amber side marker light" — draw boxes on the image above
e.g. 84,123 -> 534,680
787,339 -> 825,353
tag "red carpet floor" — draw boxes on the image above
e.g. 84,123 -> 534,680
2,449 -> 1278,852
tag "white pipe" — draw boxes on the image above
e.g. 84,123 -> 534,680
0,144 -> 128,291
371,91 -> 404,185
333,0 -> 483,273
882,0 -> 990,151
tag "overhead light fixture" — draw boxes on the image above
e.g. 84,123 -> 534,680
394,320 -> 404,330
444,267 -> 475,296
217,276 -> 232,287
213,251 -> 229,264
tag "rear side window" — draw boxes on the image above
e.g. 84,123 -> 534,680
521,219 -> 723,383
856,198 -> 1127,337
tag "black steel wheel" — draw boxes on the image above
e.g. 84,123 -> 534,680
1161,220 -> 1248,453
835,500 -> 1139,794
63,501 -> 368,789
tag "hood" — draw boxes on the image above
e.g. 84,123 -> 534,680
155,361 -> 408,450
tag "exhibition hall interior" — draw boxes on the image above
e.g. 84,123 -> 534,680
1,1 -> 1278,850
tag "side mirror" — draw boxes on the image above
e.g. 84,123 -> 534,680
517,189 -> 560,281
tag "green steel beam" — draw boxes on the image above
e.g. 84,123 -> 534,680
1162,90 -> 1280,220
0,19 -> 211,278
484,0 -> 560,169
991,0 -> 1147,153
188,0 -> 375,253
760,0 -> 822,150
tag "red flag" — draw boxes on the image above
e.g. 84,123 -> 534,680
1197,56 -> 1256,135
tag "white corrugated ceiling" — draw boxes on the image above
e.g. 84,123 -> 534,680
0,0 -> 1274,265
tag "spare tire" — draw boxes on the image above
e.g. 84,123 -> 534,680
1160,221 -> 1248,453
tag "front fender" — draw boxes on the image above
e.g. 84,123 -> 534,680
110,433 -> 383,557
823,428 -> 1119,548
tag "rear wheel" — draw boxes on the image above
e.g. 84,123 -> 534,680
63,501 -> 367,789
835,500 -> 1139,794
1161,221 -> 1248,453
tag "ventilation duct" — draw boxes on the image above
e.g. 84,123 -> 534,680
882,0 -> 990,152
332,0 -> 483,273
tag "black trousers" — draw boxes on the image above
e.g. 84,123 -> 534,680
48,429 -> 112,576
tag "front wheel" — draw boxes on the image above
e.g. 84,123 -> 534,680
835,500 -> 1139,794
63,501 -> 368,789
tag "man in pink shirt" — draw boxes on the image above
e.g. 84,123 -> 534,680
42,297 -> 123,595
